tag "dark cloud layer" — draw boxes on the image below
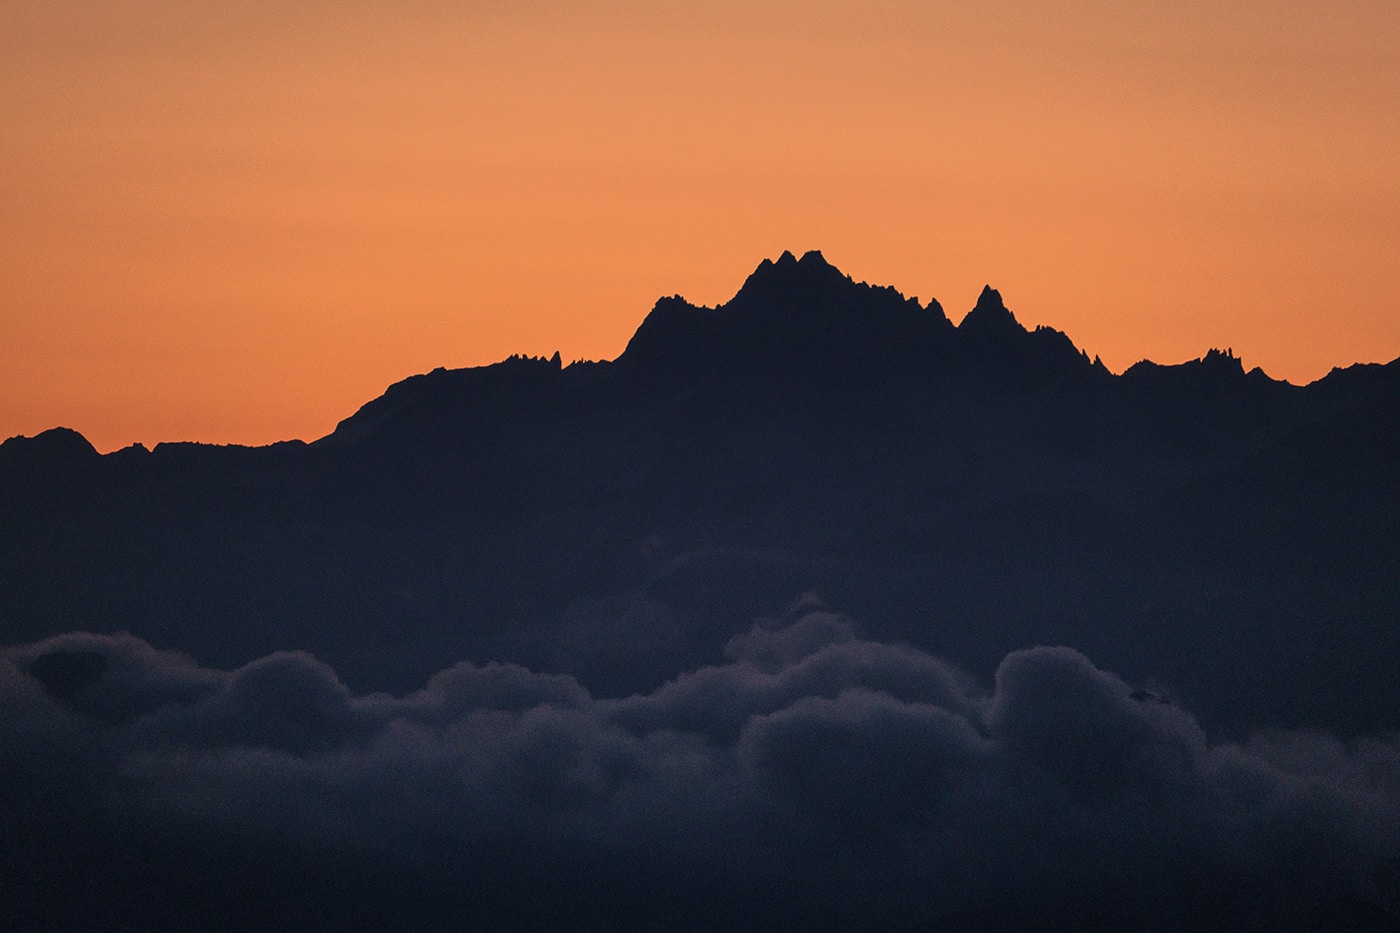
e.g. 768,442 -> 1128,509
3,617 -> 1398,931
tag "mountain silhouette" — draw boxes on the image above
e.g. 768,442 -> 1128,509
3,252 -> 1397,736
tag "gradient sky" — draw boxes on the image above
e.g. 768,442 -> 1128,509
4,1 -> 1399,451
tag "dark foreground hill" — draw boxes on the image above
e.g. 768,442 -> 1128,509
3,249 -> 1398,733
4,251 -> 1400,930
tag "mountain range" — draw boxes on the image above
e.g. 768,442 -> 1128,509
3,249 -> 1398,734
6,250 -> 1400,929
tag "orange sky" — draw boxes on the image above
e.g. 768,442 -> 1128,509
4,1 -> 1399,452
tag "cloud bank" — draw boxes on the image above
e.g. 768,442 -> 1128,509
4,613 -> 1398,930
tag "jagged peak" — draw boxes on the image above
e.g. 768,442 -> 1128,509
1120,347 -> 1272,388
617,251 -> 958,380
1202,347 -> 1241,368
976,284 -> 1005,311
733,249 -> 851,303
958,284 -> 1024,337
758,248 -> 832,268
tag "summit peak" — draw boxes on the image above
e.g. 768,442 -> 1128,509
959,284 -> 1023,338
733,249 -> 851,304
975,285 -> 1006,312
619,250 -> 952,380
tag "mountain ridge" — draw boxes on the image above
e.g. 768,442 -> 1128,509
4,251 -> 1374,460
2,252 -> 1397,737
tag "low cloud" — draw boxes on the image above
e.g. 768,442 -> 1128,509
3,616 -> 1397,930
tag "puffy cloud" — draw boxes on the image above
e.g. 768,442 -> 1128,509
2,616 -> 1397,930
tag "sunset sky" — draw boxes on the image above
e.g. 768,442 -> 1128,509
4,1 -> 1399,452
